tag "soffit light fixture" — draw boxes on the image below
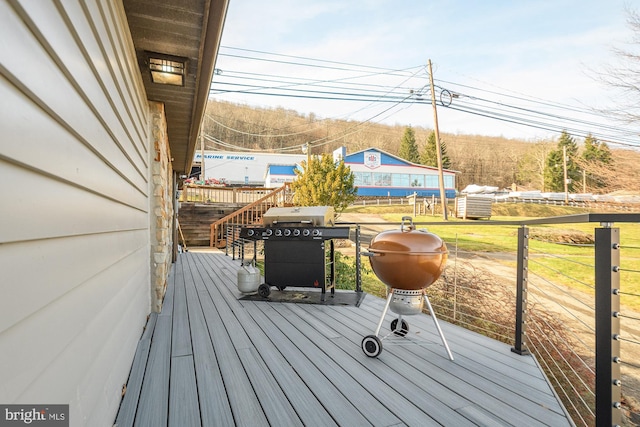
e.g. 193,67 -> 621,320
147,52 -> 187,86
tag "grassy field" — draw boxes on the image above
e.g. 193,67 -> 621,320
345,203 -> 640,311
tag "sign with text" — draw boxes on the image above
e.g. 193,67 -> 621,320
1,405 -> 68,427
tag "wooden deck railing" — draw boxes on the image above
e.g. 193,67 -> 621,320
209,183 -> 292,248
181,185 -> 275,204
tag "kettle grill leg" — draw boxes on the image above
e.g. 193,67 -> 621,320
374,290 -> 394,337
423,293 -> 454,361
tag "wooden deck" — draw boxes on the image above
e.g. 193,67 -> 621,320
114,250 -> 573,427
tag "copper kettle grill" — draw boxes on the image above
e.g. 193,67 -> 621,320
361,217 -> 454,360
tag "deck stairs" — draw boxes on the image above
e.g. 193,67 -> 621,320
209,183 -> 293,248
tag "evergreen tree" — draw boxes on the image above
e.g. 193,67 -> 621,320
543,130 -> 580,192
581,133 -> 613,189
440,139 -> 451,169
291,153 -> 357,214
420,131 -> 451,169
543,149 -> 564,192
583,134 -> 612,164
398,126 -> 420,163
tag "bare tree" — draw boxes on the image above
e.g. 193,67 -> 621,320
595,8 -> 640,125
575,149 -> 640,193
516,140 -> 554,190
202,99 -> 638,194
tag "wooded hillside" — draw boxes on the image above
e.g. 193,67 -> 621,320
202,99 -> 640,193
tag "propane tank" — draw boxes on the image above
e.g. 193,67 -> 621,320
237,261 -> 260,294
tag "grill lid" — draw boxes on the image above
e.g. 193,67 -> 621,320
262,206 -> 335,227
366,217 -> 448,290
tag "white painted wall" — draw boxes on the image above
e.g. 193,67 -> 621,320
195,150 -> 306,185
0,1 -> 151,425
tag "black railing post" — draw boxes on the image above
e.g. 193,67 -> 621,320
235,224 -> 241,261
355,225 -> 362,293
240,225 -> 245,262
224,225 -> 229,256
512,226 -> 530,355
231,225 -> 237,260
595,225 -> 621,427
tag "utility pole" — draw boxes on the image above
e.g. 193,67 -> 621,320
428,59 -> 448,220
563,145 -> 569,203
303,142 -> 310,169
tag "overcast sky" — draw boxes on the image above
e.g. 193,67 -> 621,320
210,1 -> 638,145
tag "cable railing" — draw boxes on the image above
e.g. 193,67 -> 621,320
427,214 -> 640,426
221,212 -> 640,426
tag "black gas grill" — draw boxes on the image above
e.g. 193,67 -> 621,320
239,206 -> 351,298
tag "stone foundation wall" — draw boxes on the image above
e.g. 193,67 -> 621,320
149,101 -> 174,312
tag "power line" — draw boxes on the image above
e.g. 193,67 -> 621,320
204,113 -> 319,139
210,47 -> 640,148
204,85 -> 418,154
219,46 -> 419,76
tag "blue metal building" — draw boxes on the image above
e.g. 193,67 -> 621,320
343,147 -> 457,198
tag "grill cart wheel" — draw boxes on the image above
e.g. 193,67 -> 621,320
391,318 -> 409,336
361,335 -> 383,358
258,284 -> 271,298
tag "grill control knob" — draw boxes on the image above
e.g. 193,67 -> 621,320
275,229 -> 283,237
247,229 -> 255,236
265,229 -> 273,236
312,229 -> 321,237
293,229 -> 301,236
284,229 -> 291,236
302,229 -> 311,237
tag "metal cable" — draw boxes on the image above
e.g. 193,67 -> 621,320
528,247 -> 595,268
429,300 -> 513,332
528,332 -> 593,427
527,301 -> 595,375
528,257 -> 595,290
527,273 -> 596,334
528,319 -> 596,403
622,359 -> 640,369
530,238 -> 595,248
619,336 -> 640,346
619,312 -> 640,322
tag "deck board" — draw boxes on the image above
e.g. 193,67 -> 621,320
261,303 -> 458,426
182,255 -> 235,426
115,251 -> 573,427
133,314 -> 171,427
194,251 -> 337,427
114,313 -> 157,427
245,303 -> 393,426
170,259 -> 192,358
257,305 -> 406,425
197,283 -> 270,426
169,355 -> 201,427
320,302 -> 568,426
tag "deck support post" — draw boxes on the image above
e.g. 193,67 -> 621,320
355,225 -> 362,293
512,226 -> 530,355
595,225 -> 621,427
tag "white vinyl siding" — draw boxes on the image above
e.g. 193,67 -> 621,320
0,1 -> 151,425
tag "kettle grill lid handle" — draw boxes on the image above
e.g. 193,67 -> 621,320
401,216 -> 414,232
